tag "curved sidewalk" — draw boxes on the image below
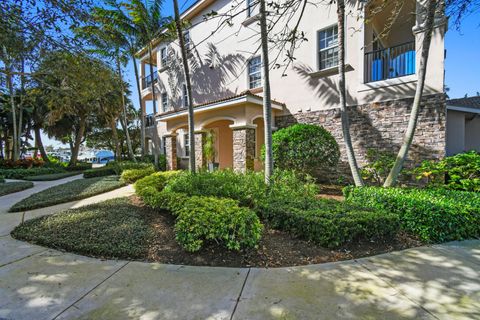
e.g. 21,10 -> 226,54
0,182 -> 479,320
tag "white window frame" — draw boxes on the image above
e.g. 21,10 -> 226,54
182,83 -> 189,108
317,25 -> 339,71
184,133 -> 190,157
160,46 -> 168,67
248,56 -> 262,89
161,92 -> 168,112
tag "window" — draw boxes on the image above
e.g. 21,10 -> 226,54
182,84 -> 189,107
184,133 -> 190,157
248,56 -> 262,89
160,47 -> 168,67
252,128 -> 257,158
162,136 -> 167,155
161,92 -> 168,112
318,25 -> 339,70
246,0 -> 259,17
183,31 -> 191,50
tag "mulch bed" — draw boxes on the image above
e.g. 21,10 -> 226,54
132,196 -> 422,268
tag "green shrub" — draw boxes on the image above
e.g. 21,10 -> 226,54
65,162 -> 92,171
121,167 -> 156,184
174,196 -> 263,252
0,181 -> 34,196
263,124 -> 340,175
84,161 -> 154,179
134,171 -> 182,195
0,175 -> 4,183
413,151 -> 480,192
361,149 -> 397,186
83,167 -> 117,178
343,186 -> 480,242
0,167 -> 66,179
23,171 -> 82,181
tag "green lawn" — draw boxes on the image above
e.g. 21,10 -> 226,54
23,171 -> 82,181
9,176 -> 125,212
12,198 -> 153,259
0,181 -> 34,196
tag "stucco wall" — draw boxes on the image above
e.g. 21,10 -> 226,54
446,110 -> 466,156
465,115 -> 480,152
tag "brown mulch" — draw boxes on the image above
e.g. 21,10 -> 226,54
130,196 -> 423,268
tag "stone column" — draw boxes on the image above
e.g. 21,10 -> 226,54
194,130 -> 206,170
232,125 -> 256,173
164,133 -> 177,171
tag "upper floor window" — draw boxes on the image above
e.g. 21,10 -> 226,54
182,84 -> 189,107
160,47 -> 168,67
184,133 -> 190,157
161,92 -> 168,112
248,56 -> 262,89
183,31 -> 191,50
318,25 -> 339,70
247,0 -> 259,17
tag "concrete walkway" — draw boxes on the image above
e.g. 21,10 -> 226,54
0,182 -> 479,320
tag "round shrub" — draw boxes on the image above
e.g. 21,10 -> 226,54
120,167 -> 155,184
265,124 -> 340,174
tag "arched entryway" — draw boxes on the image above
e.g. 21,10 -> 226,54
203,120 -> 234,169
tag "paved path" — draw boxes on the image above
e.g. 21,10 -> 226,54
0,182 -> 479,320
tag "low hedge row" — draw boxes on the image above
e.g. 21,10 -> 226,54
23,171 -> 82,181
134,171 -> 263,252
0,181 -> 34,196
120,167 -> 156,184
84,161 -> 154,179
343,186 -> 480,243
0,167 -> 67,179
83,167 -> 116,178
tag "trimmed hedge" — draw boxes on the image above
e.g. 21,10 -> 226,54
0,181 -> 34,196
120,167 -> 156,184
0,167 -> 66,179
23,171 -> 82,181
344,186 -> 480,242
84,161 -> 154,179
83,166 -> 116,178
9,176 -> 125,212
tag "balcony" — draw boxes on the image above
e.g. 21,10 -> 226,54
364,41 -> 416,83
145,114 -> 155,127
141,73 -> 158,90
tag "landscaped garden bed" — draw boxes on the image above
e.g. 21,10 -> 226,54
0,181 -> 34,196
23,171 -> 82,181
9,176 -> 125,212
11,196 -> 421,267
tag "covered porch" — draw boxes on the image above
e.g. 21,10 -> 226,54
158,91 -> 284,172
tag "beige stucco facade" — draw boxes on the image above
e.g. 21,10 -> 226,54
139,0 -> 447,171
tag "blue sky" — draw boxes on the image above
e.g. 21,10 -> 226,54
43,3 -> 480,147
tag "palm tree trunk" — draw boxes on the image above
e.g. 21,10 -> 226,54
259,0 -> 273,183
34,126 -> 49,162
147,45 -> 160,168
110,118 -> 121,161
5,69 -> 18,161
116,55 -> 136,161
337,0 -> 364,187
173,0 -> 196,172
17,58 -> 25,157
132,54 -> 146,158
384,0 -> 437,187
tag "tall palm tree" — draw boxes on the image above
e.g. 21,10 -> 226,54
123,0 -> 171,168
384,0 -> 438,187
259,0 -> 273,183
172,0 -> 196,172
337,0 -> 364,186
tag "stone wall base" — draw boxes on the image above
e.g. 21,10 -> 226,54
275,93 -> 446,183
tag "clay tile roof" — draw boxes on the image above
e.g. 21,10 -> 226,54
447,95 -> 480,110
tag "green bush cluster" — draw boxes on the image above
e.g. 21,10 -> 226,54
135,171 -> 262,252
23,171 -> 82,181
0,181 -> 34,196
361,149 -> 397,186
0,167 -> 66,179
120,167 -> 156,184
83,161 -> 153,178
263,124 -> 340,175
413,151 -> 480,192
0,175 -> 4,183
83,166 -> 116,178
344,186 -> 480,242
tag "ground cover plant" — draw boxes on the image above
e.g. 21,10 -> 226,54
23,171 -> 82,181
344,186 -> 480,242
9,176 -> 125,212
0,181 -> 34,196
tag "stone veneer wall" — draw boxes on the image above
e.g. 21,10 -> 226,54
275,93 -> 446,182
232,128 -> 256,172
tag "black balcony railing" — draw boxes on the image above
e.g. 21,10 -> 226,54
364,41 -> 415,83
145,114 -> 155,127
141,72 -> 158,90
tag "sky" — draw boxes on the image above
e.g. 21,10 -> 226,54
42,3 -> 480,147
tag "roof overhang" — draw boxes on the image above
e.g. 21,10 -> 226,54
447,105 -> 480,114
157,94 -> 284,122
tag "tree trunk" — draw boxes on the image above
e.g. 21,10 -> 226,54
110,118 -> 121,161
34,126 -> 49,162
173,0 -> 196,173
147,45 -> 160,168
5,66 -> 18,161
17,58 -> 25,157
132,55 -> 146,158
116,55 -> 136,161
259,0 -> 274,183
69,117 -> 87,167
337,0 -> 364,187
384,0 -> 437,187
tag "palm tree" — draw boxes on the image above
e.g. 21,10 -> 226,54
123,0 -> 171,168
259,0 -> 273,183
384,0 -> 438,187
337,0 -> 364,186
172,0 -> 196,172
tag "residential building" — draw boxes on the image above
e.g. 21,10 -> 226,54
138,0 -> 448,177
